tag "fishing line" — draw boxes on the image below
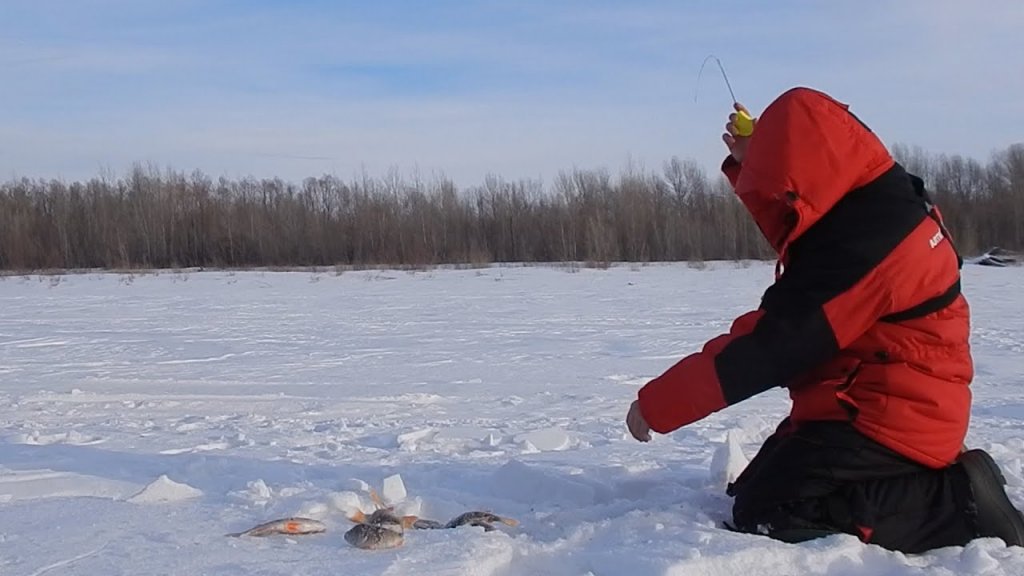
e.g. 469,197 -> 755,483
694,55 -> 755,136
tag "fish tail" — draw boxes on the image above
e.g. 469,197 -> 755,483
400,515 -> 419,530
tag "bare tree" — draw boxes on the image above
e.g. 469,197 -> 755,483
1,145 -> 1019,271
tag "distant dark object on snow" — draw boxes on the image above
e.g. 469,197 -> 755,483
967,247 -> 1020,267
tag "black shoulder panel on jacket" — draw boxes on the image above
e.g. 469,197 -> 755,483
762,163 -> 929,314
714,163 -> 930,404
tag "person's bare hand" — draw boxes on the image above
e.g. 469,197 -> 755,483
626,400 -> 651,442
722,102 -> 756,163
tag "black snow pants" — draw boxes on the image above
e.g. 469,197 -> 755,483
727,418 -> 977,553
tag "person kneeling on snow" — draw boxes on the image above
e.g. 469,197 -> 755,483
625,86 -> 1024,553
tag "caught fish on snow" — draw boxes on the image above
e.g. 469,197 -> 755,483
343,523 -> 407,550
443,511 -> 519,532
344,489 -> 419,550
343,488 -> 518,549
226,517 -> 327,537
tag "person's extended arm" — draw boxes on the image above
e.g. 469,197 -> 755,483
634,254 -> 894,435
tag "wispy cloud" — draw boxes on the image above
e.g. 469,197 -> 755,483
1,0 -> 1021,186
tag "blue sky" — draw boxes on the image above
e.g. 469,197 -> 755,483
2,0 -> 1021,187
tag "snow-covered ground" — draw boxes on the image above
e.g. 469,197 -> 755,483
1,262 -> 1022,575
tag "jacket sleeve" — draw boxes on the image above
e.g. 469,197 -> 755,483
722,155 -> 742,188
636,255 -> 894,434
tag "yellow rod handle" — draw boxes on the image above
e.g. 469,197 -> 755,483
733,109 -> 755,137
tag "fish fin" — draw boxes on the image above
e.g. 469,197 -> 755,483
349,510 -> 367,523
369,488 -> 385,509
500,517 -> 519,527
400,515 -> 419,530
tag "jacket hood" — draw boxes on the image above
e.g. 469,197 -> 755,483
735,87 -> 895,256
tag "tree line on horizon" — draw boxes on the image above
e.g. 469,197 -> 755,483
0,143 -> 1021,271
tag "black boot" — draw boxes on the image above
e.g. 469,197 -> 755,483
959,449 -> 1024,547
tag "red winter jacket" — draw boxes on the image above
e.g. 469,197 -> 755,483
637,87 -> 972,468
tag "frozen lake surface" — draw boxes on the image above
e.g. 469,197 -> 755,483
1,262 -> 1022,575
